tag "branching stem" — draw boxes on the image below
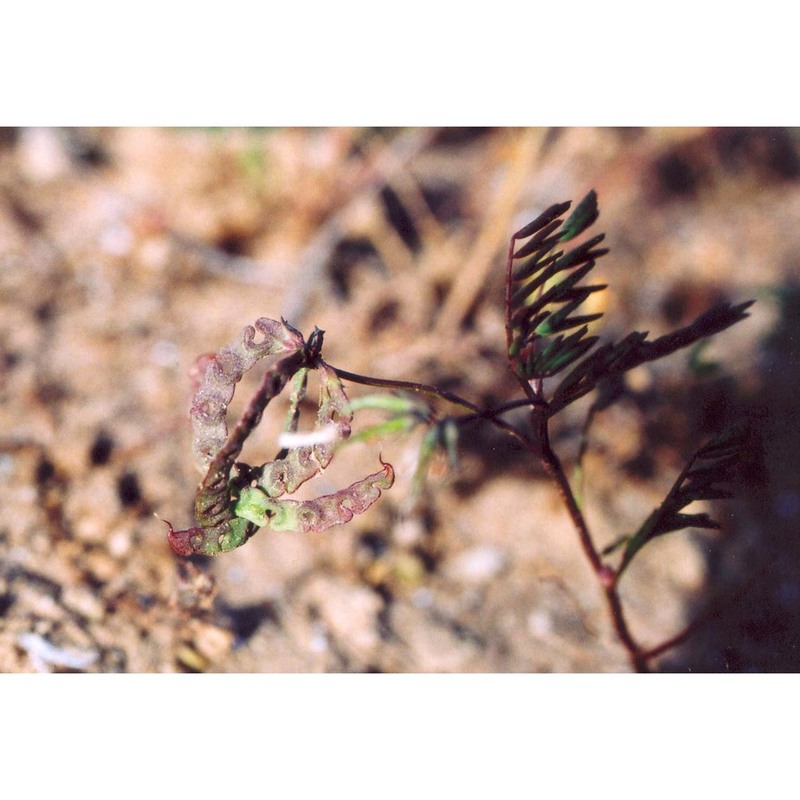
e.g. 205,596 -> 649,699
329,365 -> 536,448
170,189 -> 751,672
332,363 -> 702,672
330,365 -> 480,413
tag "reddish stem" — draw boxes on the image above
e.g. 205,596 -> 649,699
531,407 -> 650,671
328,365 -> 536,449
334,365 -> 723,672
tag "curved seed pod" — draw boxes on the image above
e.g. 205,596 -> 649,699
190,350 -> 308,535
190,318 -> 305,472
312,361 -> 353,461
236,460 -> 394,534
167,322 -> 394,558
165,516 -> 256,557
256,363 -> 353,498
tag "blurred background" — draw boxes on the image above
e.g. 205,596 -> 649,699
0,126 -> 798,672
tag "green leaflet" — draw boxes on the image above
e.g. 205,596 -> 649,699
616,423 -> 747,577
559,189 -> 599,242
506,191 -> 607,386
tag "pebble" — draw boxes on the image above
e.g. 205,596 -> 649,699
189,620 -> 234,662
175,644 -> 208,673
17,632 -> 99,672
108,527 -> 132,558
449,545 -> 508,583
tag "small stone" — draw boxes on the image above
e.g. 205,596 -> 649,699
449,545 -> 508,583
17,632 -> 99,672
108,527 -> 132,557
175,644 -> 208,673
189,620 -> 233,662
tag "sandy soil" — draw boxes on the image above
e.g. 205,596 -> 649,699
1,126 -> 799,672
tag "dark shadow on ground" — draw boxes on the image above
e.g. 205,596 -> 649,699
656,280 -> 800,671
